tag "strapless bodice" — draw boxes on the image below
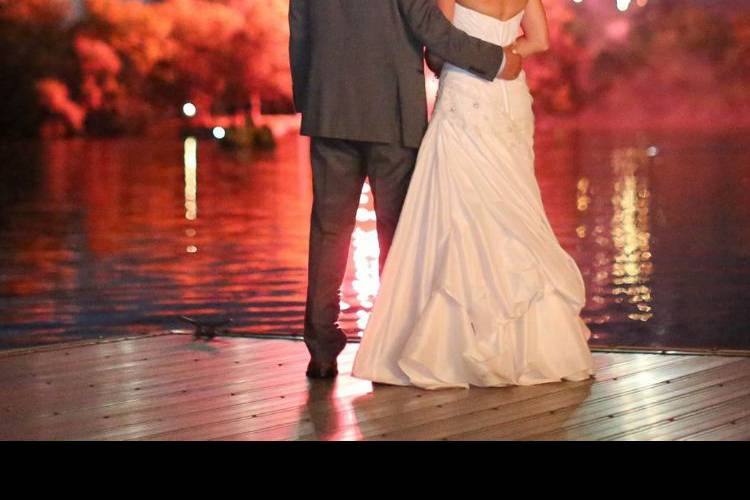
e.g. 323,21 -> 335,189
452,3 -> 524,46
435,3 -> 532,133
439,3 -> 527,87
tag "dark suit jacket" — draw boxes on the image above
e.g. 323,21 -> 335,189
289,0 -> 504,149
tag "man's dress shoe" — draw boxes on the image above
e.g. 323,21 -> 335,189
306,359 -> 338,379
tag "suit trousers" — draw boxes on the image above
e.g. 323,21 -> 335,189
304,136 -> 418,361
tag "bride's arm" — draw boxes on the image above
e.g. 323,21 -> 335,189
436,0 -> 455,20
512,0 -> 550,57
425,0 -> 455,74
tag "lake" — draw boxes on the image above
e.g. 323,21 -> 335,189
1,129 -> 749,351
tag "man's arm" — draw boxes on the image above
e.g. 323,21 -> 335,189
428,0 -> 506,77
397,0 -> 516,81
289,0 -> 310,112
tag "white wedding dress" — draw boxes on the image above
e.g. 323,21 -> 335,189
352,4 -> 595,390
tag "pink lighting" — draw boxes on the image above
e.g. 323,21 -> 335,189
605,19 -> 631,41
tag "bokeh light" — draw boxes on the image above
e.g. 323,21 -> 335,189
182,102 -> 197,117
212,127 -> 226,140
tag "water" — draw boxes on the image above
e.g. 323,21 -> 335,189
1,130 -> 749,351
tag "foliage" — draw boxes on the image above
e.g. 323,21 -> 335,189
1,0 -> 749,136
572,1 -> 750,127
0,0 -> 291,137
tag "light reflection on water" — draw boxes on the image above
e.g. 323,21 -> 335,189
584,147 -> 655,334
0,130 -> 749,351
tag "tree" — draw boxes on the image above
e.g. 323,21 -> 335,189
0,0 -> 76,137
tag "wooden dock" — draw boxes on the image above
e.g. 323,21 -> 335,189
1,334 -> 748,441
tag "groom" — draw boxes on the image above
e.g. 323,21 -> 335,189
290,0 -> 522,378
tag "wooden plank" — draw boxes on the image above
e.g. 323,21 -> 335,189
304,355 -> 721,440
535,373 -> 750,440
0,341 -> 324,405
159,351 -> 640,441
618,393 -> 750,441
0,347 -> 360,440
0,338 -> 630,437
0,334 -> 190,372
0,337 -> 308,405
448,358 -> 748,440
680,414 -> 750,441
1,335 -> 748,441
0,332 -> 176,360
0,336 -> 293,385
0,351 -> 319,427
87,356 -> 711,440
215,353 -> 700,441
167,353 -> 675,441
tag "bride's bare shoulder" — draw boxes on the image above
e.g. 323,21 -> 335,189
456,0 -> 530,21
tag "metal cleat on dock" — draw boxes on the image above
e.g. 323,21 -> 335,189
179,315 -> 233,340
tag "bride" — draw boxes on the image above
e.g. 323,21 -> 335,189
352,0 -> 595,390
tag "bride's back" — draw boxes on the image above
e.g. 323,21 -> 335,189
457,0 -> 528,21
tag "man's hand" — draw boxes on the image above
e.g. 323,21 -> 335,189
498,45 -> 522,80
425,48 -> 444,76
